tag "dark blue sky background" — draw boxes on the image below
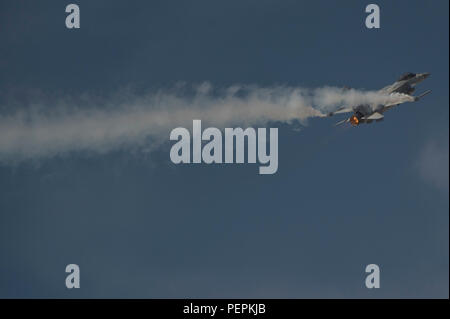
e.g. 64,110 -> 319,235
0,0 -> 448,298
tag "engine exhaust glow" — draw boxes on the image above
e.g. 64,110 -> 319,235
350,115 -> 360,126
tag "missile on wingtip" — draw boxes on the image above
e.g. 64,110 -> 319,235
414,90 -> 432,101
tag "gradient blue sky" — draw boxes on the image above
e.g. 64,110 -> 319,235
0,0 -> 448,298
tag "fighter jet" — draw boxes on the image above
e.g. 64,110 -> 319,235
327,72 -> 431,126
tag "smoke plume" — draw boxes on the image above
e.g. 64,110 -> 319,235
0,83 -> 403,163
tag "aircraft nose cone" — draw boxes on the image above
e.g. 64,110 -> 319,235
422,72 -> 431,78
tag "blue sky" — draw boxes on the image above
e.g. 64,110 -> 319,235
0,0 -> 448,298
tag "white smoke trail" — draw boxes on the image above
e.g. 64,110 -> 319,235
0,83 -> 402,163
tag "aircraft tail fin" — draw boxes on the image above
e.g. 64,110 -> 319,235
335,118 -> 349,126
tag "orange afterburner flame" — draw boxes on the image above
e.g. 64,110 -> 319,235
350,115 -> 360,126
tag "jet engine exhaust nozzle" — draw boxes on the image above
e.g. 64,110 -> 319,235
350,114 -> 360,126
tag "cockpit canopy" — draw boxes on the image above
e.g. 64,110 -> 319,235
397,72 -> 416,81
